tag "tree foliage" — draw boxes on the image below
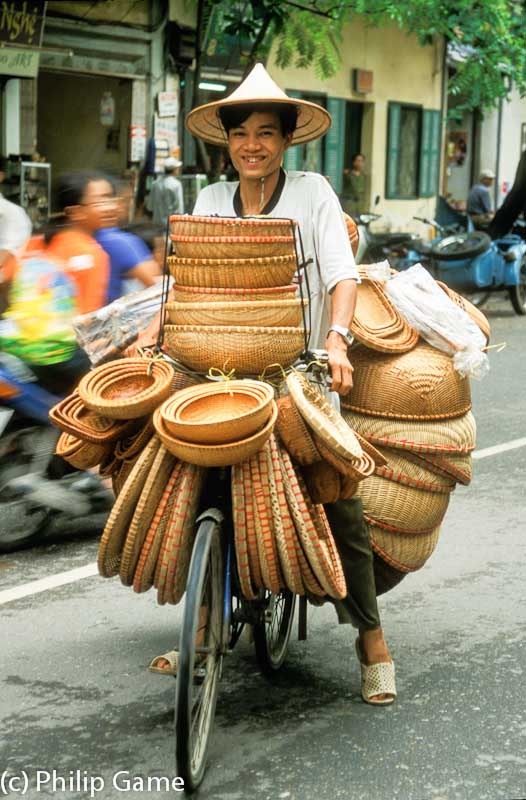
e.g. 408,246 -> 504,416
196,0 -> 526,112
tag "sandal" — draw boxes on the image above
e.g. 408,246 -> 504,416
148,650 -> 206,679
355,638 -> 397,706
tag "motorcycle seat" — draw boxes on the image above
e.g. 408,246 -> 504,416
369,232 -> 418,247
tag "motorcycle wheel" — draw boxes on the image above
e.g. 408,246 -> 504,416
431,232 -> 491,261
509,256 -> 526,315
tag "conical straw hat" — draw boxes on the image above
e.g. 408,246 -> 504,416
186,63 -> 331,146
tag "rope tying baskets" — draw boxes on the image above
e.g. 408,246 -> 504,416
342,342 -> 472,420
163,325 -> 306,375
167,254 -> 297,289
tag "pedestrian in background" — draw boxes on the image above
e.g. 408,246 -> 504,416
467,168 -> 495,228
0,155 -> 32,313
147,156 -> 184,224
341,153 -> 367,218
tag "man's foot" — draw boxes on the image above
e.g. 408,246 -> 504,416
356,627 -> 396,706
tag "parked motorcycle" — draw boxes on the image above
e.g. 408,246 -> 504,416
392,217 -> 526,315
0,353 -> 113,552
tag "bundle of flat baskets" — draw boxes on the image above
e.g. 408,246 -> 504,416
164,215 -> 308,375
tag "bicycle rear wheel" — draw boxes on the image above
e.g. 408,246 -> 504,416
253,590 -> 296,675
175,512 -> 224,792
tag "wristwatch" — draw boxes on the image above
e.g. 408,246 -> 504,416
327,324 -> 354,346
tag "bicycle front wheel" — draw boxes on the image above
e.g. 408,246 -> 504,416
175,512 -> 224,792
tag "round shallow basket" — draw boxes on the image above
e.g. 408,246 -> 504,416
286,372 -> 363,461
276,394 -> 321,466
170,234 -> 296,260
56,432 -> 109,470
171,283 -> 298,304
436,281 -> 491,344
153,401 -> 278,466
341,342 -> 472,420
163,325 -> 307,375
357,474 -> 450,531
341,408 -> 476,455
368,521 -> 441,572
165,298 -> 306,328
168,254 -> 297,289
159,379 -> 274,444
49,392 -> 132,444
78,358 -> 174,419
169,214 -> 296,239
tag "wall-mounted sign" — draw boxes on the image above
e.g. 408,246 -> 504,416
129,125 -> 147,162
352,69 -> 373,95
157,91 -> 178,118
0,44 -> 39,76
0,0 -> 46,47
154,114 -> 178,154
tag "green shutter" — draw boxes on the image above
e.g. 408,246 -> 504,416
419,109 -> 441,197
386,103 -> 401,199
325,97 -> 346,193
284,90 -> 302,172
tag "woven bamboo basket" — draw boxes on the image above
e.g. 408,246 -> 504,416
165,299 -> 306,328
169,214 -> 296,239
170,234 -> 296,260
356,473 -> 450,531
49,392 -> 132,444
341,408 -> 477,455
373,446 -> 456,493
159,379 -> 274,444
163,324 -> 306,375
300,460 -> 341,504
342,342 -> 472,420
167,254 -> 297,289
153,402 -> 277,466
275,394 -> 321,466
343,212 -> 360,256
368,521 -> 441,572
56,432 -> 109,470
78,358 -> 174,419
436,281 -> 491,344
405,450 -> 473,486
171,283 -> 298,304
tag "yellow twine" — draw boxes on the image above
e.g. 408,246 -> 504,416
137,346 -> 165,375
482,341 -> 506,353
207,365 -> 237,393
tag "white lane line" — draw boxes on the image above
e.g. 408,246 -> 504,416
473,436 -> 526,460
2,436 -> 526,606
0,562 -> 98,606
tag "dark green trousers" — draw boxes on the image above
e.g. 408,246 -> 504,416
324,497 -> 381,630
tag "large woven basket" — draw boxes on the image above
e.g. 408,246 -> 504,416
163,325 -> 306,375
169,214 -> 296,239
357,473 -> 450,531
368,521 -> 441,572
165,299 -> 305,328
170,234 -> 296,260
49,392 -> 132,444
167,254 -> 297,288
373,446 -> 456,493
342,342 -> 472,420
341,408 -> 477,455
171,283 -> 298,304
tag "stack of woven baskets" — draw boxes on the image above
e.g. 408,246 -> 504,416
164,215 -> 308,375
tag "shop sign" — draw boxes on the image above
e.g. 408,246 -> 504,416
129,125 -> 147,162
154,114 -> 178,154
157,91 -> 178,118
0,0 -> 46,47
0,44 -> 39,76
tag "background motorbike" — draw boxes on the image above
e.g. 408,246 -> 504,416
0,353 -> 112,552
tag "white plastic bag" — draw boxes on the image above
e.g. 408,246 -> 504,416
385,265 -> 489,379
361,260 -> 391,283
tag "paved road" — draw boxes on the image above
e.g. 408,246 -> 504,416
1,296 -> 526,800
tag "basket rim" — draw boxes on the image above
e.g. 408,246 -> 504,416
169,214 -> 297,228
166,299 -> 305,311
164,324 -> 307,334
172,283 -> 298,295
167,254 -> 297,266
169,234 -> 295,244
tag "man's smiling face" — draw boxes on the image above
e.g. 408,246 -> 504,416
227,110 -> 291,182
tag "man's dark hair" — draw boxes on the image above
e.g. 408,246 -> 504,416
219,103 -> 298,138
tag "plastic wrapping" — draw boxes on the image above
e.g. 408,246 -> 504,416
385,265 -> 489,379
73,281 -> 170,366
361,260 -> 391,283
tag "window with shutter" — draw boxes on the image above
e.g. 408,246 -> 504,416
387,103 -> 441,200
325,97 -> 346,193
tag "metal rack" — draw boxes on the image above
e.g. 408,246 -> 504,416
4,161 -> 51,227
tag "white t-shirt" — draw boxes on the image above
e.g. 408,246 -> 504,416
193,171 -> 359,348
0,194 -> 31,255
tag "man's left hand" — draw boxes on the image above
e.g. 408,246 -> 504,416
325,331 -> 354,395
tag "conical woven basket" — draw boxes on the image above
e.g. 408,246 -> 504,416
368,521 -> 441,572
341,408 -> 477,454
356,473 -> 450,531
169,214 -> 296,239
163,325 -> 306,375
171,283 -> 298,304
342,342 -> 472,420
165,299 -> 306,328
167,253 -> 297,288
170,234 -> 295,260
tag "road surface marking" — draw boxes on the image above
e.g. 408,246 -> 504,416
472,436 -> 526,460
0,563 -> 98,606
1,437 -> 526,606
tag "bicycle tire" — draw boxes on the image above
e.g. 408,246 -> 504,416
431,232 -> 491,261
175,513 -> 224,792
253,590 -> 296,676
